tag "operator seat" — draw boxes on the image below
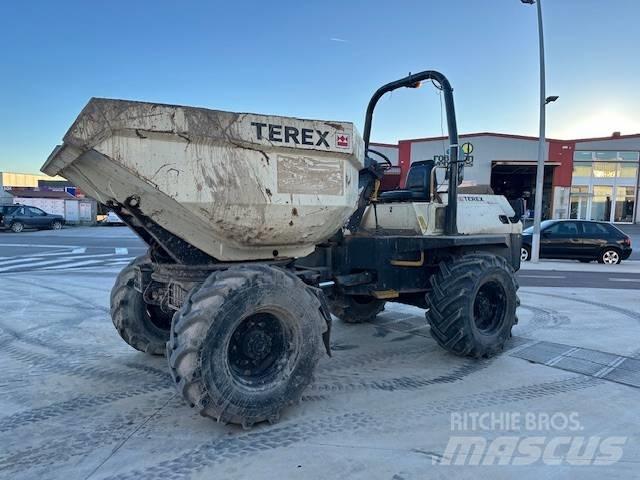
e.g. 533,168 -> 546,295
379,160 -> 435,203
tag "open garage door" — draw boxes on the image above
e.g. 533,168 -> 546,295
491,161 -> 558,220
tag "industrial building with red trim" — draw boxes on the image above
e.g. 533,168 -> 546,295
371,131 -> 640,224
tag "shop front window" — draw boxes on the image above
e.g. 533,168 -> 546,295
591,186 -> 613,221
614,186 -> 636,223
571,151 -> 638,222
569,186 -> 589,220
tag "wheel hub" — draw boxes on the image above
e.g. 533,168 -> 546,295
243,329 -> 272,360
228,313 -> 286,382
473,280 -> 507,334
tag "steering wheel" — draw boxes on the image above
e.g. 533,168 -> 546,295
366,148 -> 393,169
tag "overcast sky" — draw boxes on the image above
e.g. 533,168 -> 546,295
1,0 -> 639,173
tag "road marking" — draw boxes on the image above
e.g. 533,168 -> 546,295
518,274 -> 566,279
41,259 -> 116,270
115,248 -> 128,255
546,347 -> 580,367
608,278 -> 640,283
0,253 -> 122,272
43,257 -> 137,271
0,257 -> 42,266
595,356 -> 627,378
0,243 -> 82,249
9,249 -> 74,259
71,248 -> 87,254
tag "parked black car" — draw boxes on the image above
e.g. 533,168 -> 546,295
521,220 -> 632,264
0,204 -> 65,233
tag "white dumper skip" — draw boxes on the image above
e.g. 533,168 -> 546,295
43,98 -> 364,261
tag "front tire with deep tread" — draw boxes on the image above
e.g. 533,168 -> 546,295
110,256 -> 172,355
168,265 -> 326,427
328,294 -> 386,324
425,253 -> 518,358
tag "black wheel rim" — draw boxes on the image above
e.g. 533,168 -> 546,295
473,280 -> 507,335
228,313 -> 288,386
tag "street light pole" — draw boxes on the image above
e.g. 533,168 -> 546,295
522,0 -> 546,263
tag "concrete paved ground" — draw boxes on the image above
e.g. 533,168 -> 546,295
1,230 -> 639,479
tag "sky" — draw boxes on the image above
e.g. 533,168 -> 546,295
1,0 -> 639,173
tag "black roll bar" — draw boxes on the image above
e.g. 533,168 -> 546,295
362,71 -> 459,235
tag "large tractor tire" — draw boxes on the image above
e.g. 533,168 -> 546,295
168,265 -> 326,427
328,294 -> 386,324
110,256 -> 173,355
425,253 -> 518,358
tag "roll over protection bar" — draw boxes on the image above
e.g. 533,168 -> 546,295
355,70 -> 460,235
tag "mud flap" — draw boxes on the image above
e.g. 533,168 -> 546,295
309,287 -> 332,357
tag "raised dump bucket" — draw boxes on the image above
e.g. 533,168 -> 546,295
43,99 -> 364,261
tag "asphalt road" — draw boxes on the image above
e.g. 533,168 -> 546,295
0,226 -> 638,289
0,226 -> 147,273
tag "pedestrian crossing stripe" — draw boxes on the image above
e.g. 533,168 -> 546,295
0,253 -> 137,273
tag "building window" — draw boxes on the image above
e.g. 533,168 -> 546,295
592,162 -> 617,178
573,151 -> 593,161
572,162 -> 592,177
615,186 -> 636,223
570,186 -> 589,220
619,151 -> 640,161
570,150 -> 639,223
619,162 -> 638,178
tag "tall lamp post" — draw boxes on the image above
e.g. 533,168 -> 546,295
521,0 -> 557,262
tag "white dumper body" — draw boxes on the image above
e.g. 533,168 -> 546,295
43,99 -> 364,261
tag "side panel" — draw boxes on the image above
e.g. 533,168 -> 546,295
329,234 -> 520,296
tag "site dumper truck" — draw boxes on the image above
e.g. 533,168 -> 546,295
43,71 -> 521,428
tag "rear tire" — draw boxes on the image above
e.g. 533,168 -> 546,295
110,256 -> 172,355
10,222 -> 24,233
598,248 -> 621,265
168,265 -> 325,427
520,245 -> 531,262
328,294 -> 386,324
425,253 -> 518,358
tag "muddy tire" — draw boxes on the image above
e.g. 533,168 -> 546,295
425,253 -> 518,358
328,294 -> 386,324
168,264 -> 325,427
110,256 -> 173,355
